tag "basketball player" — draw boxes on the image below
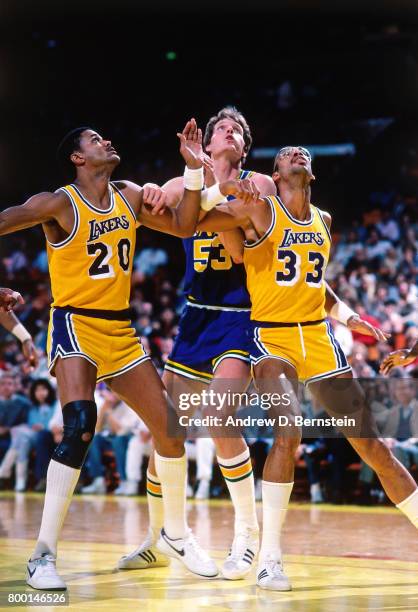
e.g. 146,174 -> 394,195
0,119 -> 253,590
196,145 -> 418,590
118,107 -> 276,580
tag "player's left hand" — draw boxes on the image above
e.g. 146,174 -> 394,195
177,118 -> 203,169
22,339 -> 39,370
380,349 -> 416,375
347,315 -> 390,342
142,183 -> 167,216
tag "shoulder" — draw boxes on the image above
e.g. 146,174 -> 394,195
111,180 -> 141,195
250,173 -> 277,197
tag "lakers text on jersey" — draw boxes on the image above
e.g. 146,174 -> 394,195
46,183 -> 149,380
244,196 -> 350,383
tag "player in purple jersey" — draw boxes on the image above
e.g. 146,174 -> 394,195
118,108 -> 276,579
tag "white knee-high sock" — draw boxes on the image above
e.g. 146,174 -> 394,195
32,460 -> 80,559
146,469 -> 164,540
397,488 -> 418,528
0,448 -> 17,478
217,448 -> 258,533
154,452 -> 187,540
260,481 -> 293,561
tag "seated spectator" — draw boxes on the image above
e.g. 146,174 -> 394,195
0,372 -> 32,489
30,379 -> 61,492
82,389 -> 140,495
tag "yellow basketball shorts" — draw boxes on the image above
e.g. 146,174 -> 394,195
47,306 -> 150,382
250,318 -> 351,384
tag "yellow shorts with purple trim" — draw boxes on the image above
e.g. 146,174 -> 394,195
47,307 -> 150,382
250,318 -> 351,384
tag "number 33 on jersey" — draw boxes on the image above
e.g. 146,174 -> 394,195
47,183 -> 137,310
244,195 -> 331,323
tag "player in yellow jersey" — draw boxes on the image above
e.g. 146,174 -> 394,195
198,145 -> 418,591
0,119 -> 257,589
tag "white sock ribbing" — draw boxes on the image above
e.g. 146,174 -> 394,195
260,481 -> 293,561
32,460 -> 80,559
217,448 -> 258,533
397,488 -> 418,529
146,469 -> 164,540
154,452 -> 187,540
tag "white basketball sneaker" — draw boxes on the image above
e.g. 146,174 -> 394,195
26,554 -> 66,591
256,554 -> 291,591
221,527 -> 259,580
156,527 -> 218,578
118,530 -> 169,569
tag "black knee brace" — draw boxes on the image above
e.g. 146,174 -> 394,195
52,400 -> 97,469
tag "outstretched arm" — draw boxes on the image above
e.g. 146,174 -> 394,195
0,191 -> 69,235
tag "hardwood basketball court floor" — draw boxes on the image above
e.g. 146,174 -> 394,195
0,493 -> 417,611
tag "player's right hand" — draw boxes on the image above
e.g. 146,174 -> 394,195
219,178 -> 260,205
177,118 -> 203,169
380,349 -> 417,375
0,288 -> 24,311
142,183 -> 167,215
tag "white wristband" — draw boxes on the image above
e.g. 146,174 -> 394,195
200,183 -> 226,211
330,301 -> 358,326
11,323 -> 31,343
183,166 -> 204,191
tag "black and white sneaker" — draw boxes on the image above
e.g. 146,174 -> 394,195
156,527 -> 218,578
26,554 -> 66,591
221,527 -> 259,580
118,530 -> 169,570
256,554 -> 291,591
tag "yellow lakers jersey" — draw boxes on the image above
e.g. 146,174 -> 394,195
47,183 -> 137,310
244,195 -> 331,322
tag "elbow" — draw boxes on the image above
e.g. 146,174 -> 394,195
231,254 -> 244,264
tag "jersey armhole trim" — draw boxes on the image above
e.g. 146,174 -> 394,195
316,207 -> 332,242
111,182 -> 138,225
46,188 -> 80,249
244,196 -> 276,249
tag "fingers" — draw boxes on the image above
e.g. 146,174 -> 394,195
12,291 -> 24,305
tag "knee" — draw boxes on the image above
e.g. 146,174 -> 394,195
52,400 -> 97,469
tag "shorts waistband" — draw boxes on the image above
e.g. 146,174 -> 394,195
53,306 -> 131,321
251,318 -> 325,328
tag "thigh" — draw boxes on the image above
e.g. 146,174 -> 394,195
55,356 -> 97,405
109,360 -> 183,445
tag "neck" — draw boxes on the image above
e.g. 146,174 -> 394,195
212,154 -> 242,182
74,167 -> 112,207
278,178 -> 311,220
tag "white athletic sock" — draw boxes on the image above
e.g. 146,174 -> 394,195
154,452 -> 187,540
260,480 -> 294,561
397,488 -> 418,529
146,469 -> 164,540
217,448 -> 258,533
32,460 -> 80,559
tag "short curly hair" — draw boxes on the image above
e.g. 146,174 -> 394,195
203,107 -> 252,163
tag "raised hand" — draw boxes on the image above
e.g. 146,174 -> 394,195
142,183 -> 167,216
380,349 -> 417,375
0,288 -> 24,312
177,118 -> 203,169
202,154 -> 217,187
347,315 -> 390,342
219,178 -> 260,205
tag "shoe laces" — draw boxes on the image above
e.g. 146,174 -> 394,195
184,530 -> 211,562
227,531 -> 252,562
32,555 -> 57,575
264,554 -> 284,577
